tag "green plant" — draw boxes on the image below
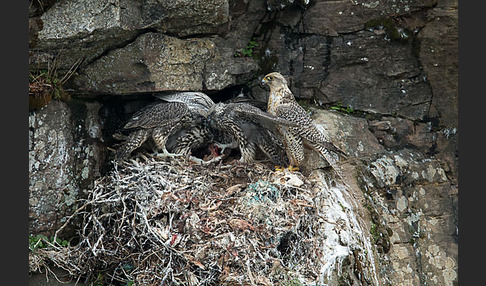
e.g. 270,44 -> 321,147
29,234 -> 70,252
370,222 -> 379,243
30,69 -> 66,100
93,273 -> 105,286
29,56 -> 82,102
29,234 -> 48,251
364,17 -> 410,41
235,39 -> 259,58
330,101 -> 354,114
287,278 -> 304,286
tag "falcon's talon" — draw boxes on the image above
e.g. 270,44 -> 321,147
213,141 -> 238,154
155,150 -> 183,158
275,166 -> 285,172
288,165 -> 300,172
188,156 -> 205,165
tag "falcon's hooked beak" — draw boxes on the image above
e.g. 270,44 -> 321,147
261,74 -> 275,86
261,77 -> 268,86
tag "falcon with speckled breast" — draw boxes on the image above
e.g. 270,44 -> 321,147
261,72 -> 346,172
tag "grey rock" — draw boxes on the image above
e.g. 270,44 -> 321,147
202,0 -> 267,90
367,149 -> 448,188
255,30 -> 331,100
370,116 -> 435,153
417,8 -> 457,128
252,7 -> 433,122
31,0 -> 141,71
148,0 -> 230,37
204,41 -> 260,91
37,0 -> 135,40
310,108 -> 385,158
302,0 -> 436,36
416,5 -> 458,177
30,0 -> 229,73
73,32 -> 216,94
357,148 -> 457,285
72,31 -> 261,94
297,108 -> 385,175
29,100 -> 104,236
265,0 -> 310,11
319,31 -> 432,120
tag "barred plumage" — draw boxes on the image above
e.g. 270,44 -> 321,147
115,90 -> 299,166
115,92 -> 214,161
207,102 -> 296,165
261,72 -> 346,172
155,92 -> 215,158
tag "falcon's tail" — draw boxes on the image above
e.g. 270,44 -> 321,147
309,142 -> 347,183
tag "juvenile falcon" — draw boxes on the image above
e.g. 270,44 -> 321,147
115,92 -> 214,161
206,101 -> 297,165
154,92 -> 215,158
261,72 -> 346,172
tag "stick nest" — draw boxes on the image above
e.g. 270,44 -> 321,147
29,152 -> 341,285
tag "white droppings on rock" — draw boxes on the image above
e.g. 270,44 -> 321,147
313,172 -> 379,285
370,156 -> 399,185
393,155 -> 407,168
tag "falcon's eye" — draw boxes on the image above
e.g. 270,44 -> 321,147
267,75 -> 274,81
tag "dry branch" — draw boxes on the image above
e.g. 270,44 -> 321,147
29,152 -> 362,285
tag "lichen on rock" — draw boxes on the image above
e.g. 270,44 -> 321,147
29,100 -> 104,236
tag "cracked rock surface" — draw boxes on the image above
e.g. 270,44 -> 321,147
29,0 -> 457,285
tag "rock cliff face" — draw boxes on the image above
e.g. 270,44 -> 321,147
29,0 -> 457,285
29,100 -> 106,235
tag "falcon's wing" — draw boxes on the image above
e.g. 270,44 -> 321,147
154,92 -> 215,111
231,103 -> 299,128
225,95 -> 268,110
276,101 -> 346,157
274,101 -> 314,127
123,101 -> 188,130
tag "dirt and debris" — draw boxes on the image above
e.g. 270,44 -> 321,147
29,151 -> 376,285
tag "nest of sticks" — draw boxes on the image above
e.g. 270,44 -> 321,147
29,152 -> 342,285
